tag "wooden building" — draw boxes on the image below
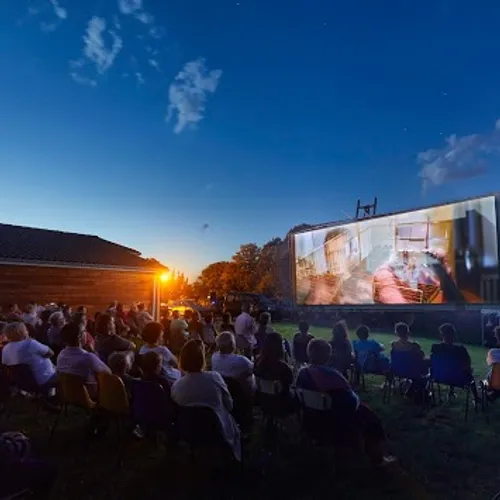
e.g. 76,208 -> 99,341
0,223 -> 166,317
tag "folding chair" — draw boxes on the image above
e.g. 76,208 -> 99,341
223,376 -> 254,433
296,388 -> 334,443
479,363 -> 500,422
430,353 -> 477,421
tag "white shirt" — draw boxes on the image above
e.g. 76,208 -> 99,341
202,324 -> 217,344
137,310 -> 154,331
2,339 -> 56,386
234,312 -> 257,346
139,345 -> 181,384
57,347 -> 110,385
487,348 -> 500,366
211,352 -> 255,391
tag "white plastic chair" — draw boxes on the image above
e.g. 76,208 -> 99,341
296,388 -> 332,411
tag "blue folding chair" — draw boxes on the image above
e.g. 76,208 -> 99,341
430,353 -> 477,421
384,350 -> 429,403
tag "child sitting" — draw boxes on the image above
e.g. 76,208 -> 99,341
292,320 -> 314,365
353,325 -> 389,373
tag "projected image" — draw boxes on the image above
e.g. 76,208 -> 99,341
294,196 -> 499,306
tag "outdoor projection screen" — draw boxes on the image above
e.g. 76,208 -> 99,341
293,195 -> 499,306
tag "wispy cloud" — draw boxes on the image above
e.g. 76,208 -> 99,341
83,17 -> 123,74
135,72 -> 145,85
166,58 -> 222,134
148,58 -> 160,71
118,0 -> 153,24
40,21 -> 58,33
417,119 -> 500,191
69,72 -> 97,87
49,0 -> 67,20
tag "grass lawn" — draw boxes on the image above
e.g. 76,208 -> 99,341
2,325 -> 500,500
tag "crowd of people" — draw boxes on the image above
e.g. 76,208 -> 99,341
1,300 -> 500,498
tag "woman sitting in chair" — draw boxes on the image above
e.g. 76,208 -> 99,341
171,339 -> 241,461
329,321 -> 354,377
95,313 -> 135,364
296,339 -> 394,467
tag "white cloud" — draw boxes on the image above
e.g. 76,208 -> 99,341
118,0 -> 142,14
135,72 -> 145,85
417,119 -> 500,191
70,72 -> 97,87
49,0 -> 67,20
40,22 -> 58,33
166,58 -> 222,134
83,17 -> 123,74
148,58 -> 160,71
135,12 -> 154,24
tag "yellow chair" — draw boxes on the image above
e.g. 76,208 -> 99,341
98,372 -> 130,416
49,372 -> 97,442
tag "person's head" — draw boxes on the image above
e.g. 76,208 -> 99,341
332,320 -> 348,343
494,326 -> 500,345
141,351 -> 162,377
61,322 -> 83,347
62,305 -> 72,317
216,331 -> 236,355
395,322 -> 410,340
241,302 -> 250,314
204,313 -> 213,325
307,339 -> 332,366
137,303 -> 145,312
184,309 -> 193,322
116,303 -> 124,313
95,313 -> 114,336
72,312 -> 88,333
40,309 -> 52,325
356,325 -> 370,341
5,322 -> 28,342
172,310 -> 180,320
439,323 -> 456,344
222,312 -> 231,325
298,320 -> 309,335
261,332 -> 285,363
179,339 -> 205,373
259,312 -> 271,327
25,303 -> 35,314
49,311 -> 65,329
142,322 -> 163,346
8,304 -> 19,314
76,305 -> 87,315
108,352 -> 132,377
191,310 -> 201,322
94,311 -> 102,322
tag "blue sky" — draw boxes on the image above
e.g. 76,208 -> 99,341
1,0 -> 500,280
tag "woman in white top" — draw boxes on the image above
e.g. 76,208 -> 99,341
171,339 -> 241,461
139,322 -> 181,384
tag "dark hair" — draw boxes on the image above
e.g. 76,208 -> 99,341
395,322 -> 409,339
95,313 -> 113,336
137,303 -> 145,311
184,309 -> 193,322
141,351 -> 162,376
40,309 -> 52,324
172,310 -> 180,319
298,320 -> 309,334
439,323 -> 456,343
76,305 -> 87,314
179,339 -> 205,373
260,332 -> 285,363
61,323 -> 81,346
332,321 -> 348,344
204,313 -> 213,324
356,325 -> 370,340
25,323 -> 36,338
72,312 -> 87,329
222,312 -> 232,324
142,322 -> 163,345
259,312 -> 271,326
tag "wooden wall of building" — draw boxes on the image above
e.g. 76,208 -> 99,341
0,264 -> 155,314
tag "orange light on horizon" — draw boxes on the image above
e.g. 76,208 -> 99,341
160,272 -> 170,283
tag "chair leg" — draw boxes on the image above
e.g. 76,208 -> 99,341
465,388 -> 470,422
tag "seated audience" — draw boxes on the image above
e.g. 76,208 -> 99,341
329,320 -> 354,376
136,303 -> 154,332
202,313 -> 218,349
2,322 -> 57,390
6,304 -> 22,322
212,331 -> 254,393
219,312 -> 235,334
255,312 -> 275,351
486,326 -> 500,381
292,320 -> 315,365
171,339 -> 241,461
353,325 -> 389,373
139,322 -> 181,384
431,323 -> 472,374
108,351 -> 139,393
36,309 -> 52,345
139,351 -> 172,393
22,303 -> 40,327
95,313 -> 135,363
169,310 -> 188,354
0,431 -> 56,499
391,322 -> 425,359
296,339 -> 394,466
56,323 -> 110,399
254,332 -> 294,404
187,311 -> 203,341
71,312 -> 95,352
47,312 -> 66,351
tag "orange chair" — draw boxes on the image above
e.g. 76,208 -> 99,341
50,372 -> 97,442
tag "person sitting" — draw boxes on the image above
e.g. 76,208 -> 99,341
139,322 -> 181,384
139,351 -> 172,394
56,323 -> 110,399
202,313 -> 218,350
6,304 -> 22,322
329,321 -> 354,377
36,310 -> 52,345
187,311 -> 203,341
2,322 -> 57,392
220,313 -> 235,334
353,325 -> 389,374
71,312 -> 96,353
391,322 -> 425,358
431,323 -> 472,374
292,320 -> 315,366
255,312 -> 275,352
94,313 -> 135,363
171,339 -> 241,461
254,332 -> 294,407
136,303 -> 154,333
212,331 -> 255,394
108,351 -> 139,394
486,326 -> 500,382
22,303 -> 40,327
296,339 -> 394,467
47,311 -> 66,353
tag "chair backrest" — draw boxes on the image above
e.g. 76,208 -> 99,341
430,353 -> 471,387
130,380 -> 171,428
296,388 -> 332,411
222,376 -> 253,431
57,372 -> 96,409
256,377 -> 282,395
390,350 -> 426,379
98,373 -> 130,415
0,365 -> 11,404
8,364 -> 40,394
490,363 -> 500,391
175,405 -> 227,449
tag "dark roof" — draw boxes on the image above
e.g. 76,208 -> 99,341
0,223 -> 165,271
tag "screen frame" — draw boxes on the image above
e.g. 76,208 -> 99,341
290,192 -> 500,311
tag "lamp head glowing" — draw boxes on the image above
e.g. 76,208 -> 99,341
160,272 -> 170,283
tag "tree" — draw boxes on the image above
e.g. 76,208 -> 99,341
192,261 -> 231,299
256,238 -> 282,296
231,244 -> 261,292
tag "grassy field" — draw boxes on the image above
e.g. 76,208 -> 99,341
2,324 -> 500,500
